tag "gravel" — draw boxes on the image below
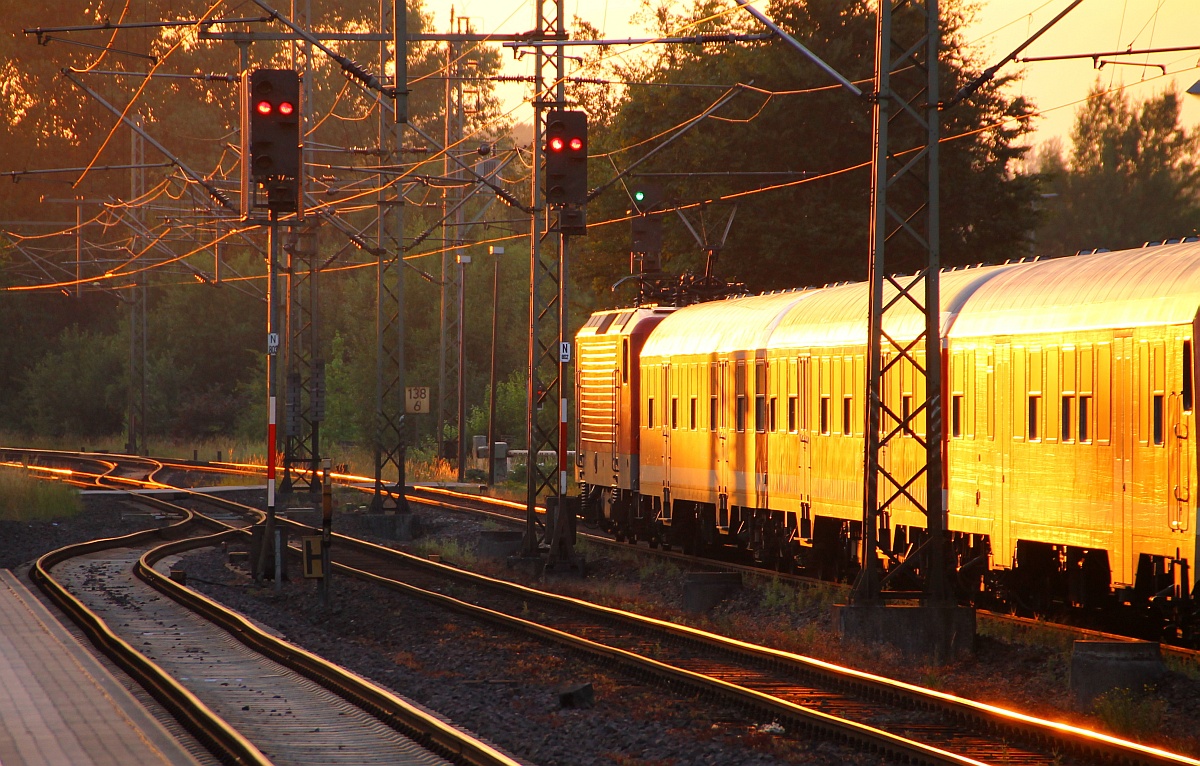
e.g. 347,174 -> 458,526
9,491 -> 1200,764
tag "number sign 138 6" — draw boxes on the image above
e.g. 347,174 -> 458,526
405,386 -> 430,414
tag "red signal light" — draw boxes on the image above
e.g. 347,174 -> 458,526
278,101 -> 294,116
256,100 -> 272,116
548,136 -> 565,152
569,137 -> 583,151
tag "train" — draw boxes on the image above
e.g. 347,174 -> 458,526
575,240 -> 1200,635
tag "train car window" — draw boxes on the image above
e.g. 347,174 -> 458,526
1096,343 -> 1111,444
621,340 -> 629,384
1061,396 -> 1074,443
1185,340 -> 1194,412
842,396 -> 852,436
671,397 -> 678,430
709,363 -> 718,430
986,352 -> 995,440
1013,348 -> 1026,440
951,395 -> 963,438
1138,343 -> 1150,444
1030,348 -> 1044,440
1079,395 -> 1091,442
596,313 -> 618,334
901,394 -> 913,437
689,397 -> 697,430
788,396 -> 797,432
1153,394 -> 1164,446
820,397 -> 831,435
736,362 -> 747,432
770,396 -> 779,432
755,362 -> 767,433
967,350 -> 977,439
647,396 -> 655,429
799,357 -> 810,431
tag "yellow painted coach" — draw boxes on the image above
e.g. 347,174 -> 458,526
577,242 -> 1200,630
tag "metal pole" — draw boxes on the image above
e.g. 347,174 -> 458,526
321,457 -> 332,608
487,247 -> 501,486
457,255 -> 467,481
257,214 -> 281,586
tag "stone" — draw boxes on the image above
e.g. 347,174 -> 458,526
558,682 -> 595,709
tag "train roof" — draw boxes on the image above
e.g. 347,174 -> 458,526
640,290 -> 813,357
633,242 -> 1200,359
769,263 -> 1015,349
577,305 -> 675,340
947,242 -> 1200,338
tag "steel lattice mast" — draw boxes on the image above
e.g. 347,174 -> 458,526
371,0 -> 409,513
522,0 -> 569,554
853,0 -> 950,604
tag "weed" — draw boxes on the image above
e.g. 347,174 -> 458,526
0,466 -> 82,521
413,538 -> 478,568
1091,686 -> 1165,738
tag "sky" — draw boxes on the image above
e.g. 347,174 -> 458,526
421,0 -> 1200,151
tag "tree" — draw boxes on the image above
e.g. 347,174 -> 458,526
1035,84 -> 1200,255
573,0 -> 1040,297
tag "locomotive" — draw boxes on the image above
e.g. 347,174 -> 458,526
575,241 -> 1200,632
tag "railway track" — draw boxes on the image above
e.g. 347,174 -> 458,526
10,449 -> 1200,762
132,484 -> 1193,766
29,500 -> 522,766
405,483 -> 1200,673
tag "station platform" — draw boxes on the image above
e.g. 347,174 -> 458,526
0,570 -> 201,766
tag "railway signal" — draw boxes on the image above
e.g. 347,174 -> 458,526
544,111 -> 587,205
241,68 -> 301,213
630,181 -> 663,267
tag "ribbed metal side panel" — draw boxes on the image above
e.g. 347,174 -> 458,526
578,337 -> 618,445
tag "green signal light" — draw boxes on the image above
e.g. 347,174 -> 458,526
634,190 -> 646,202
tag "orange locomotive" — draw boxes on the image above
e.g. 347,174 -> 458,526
576,242 -> 1200,633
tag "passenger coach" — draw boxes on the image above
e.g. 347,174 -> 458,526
576,242 -> 1200,628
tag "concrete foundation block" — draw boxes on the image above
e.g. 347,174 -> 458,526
683,572 -> 742,613
1070,640 -> 1165,709
833,603 -> 976,665
282,507 -> 321,528
364,511 -> 417,541
558,682 -> 595,709
363,513 -> 396,538
479,530 -> 525,558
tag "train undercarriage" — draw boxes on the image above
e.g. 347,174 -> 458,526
578,482 -> 1197,642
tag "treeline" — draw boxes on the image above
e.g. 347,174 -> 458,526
2,0 -> 1198,450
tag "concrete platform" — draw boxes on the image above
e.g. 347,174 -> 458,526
0,570 -> 201,766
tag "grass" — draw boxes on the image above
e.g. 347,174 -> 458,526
1092,686 -> 1165,738
0,465 -> 82,521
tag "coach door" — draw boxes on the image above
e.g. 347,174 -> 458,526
1167,337 -> 1192,532
992,344 -> 1011,564
718,359 -> 730,497
662,362 -> 672,495
798,356 -> 812,505
1113,336 -> 1134,585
